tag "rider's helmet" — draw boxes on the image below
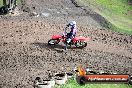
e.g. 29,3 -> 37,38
68,21 -> 76,26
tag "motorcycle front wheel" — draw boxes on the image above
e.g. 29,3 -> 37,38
48,39 -> 60,45
75,41 -> 87,48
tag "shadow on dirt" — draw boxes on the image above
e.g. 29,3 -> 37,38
31,42 -> 65,53
31,42 -> 80,53
71,0 -> 113,29
89,13 -> 113,29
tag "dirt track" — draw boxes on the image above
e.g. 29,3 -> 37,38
0,0 -> 132,88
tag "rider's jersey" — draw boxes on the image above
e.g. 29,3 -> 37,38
70,25 -> 77,36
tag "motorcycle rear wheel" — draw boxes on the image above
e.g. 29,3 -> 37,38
48,39 -> 59,45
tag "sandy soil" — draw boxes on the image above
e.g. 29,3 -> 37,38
0,0 -> 132,88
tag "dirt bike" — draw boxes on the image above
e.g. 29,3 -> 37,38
48,33 -> 90,50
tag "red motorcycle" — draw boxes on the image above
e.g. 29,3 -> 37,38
48,33 -> 90,49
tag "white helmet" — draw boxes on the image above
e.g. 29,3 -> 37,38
69,21 -> 76,26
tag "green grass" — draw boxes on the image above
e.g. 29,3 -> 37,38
0,0 -> 3,7
17,0 -> 22,5
77,0 -> 132,35
0,0 -> 22,7
56,78 -> 132,88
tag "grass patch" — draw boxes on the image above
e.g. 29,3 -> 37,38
56,78 -> 132,88
17,0 -> 22,5
0,0 -> 22,7
0,0 -> 3,7
77,0 -> 132,35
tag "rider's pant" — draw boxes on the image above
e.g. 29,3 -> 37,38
67,33 -> 76,43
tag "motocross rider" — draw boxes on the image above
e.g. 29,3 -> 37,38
65,21 -> 77,44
